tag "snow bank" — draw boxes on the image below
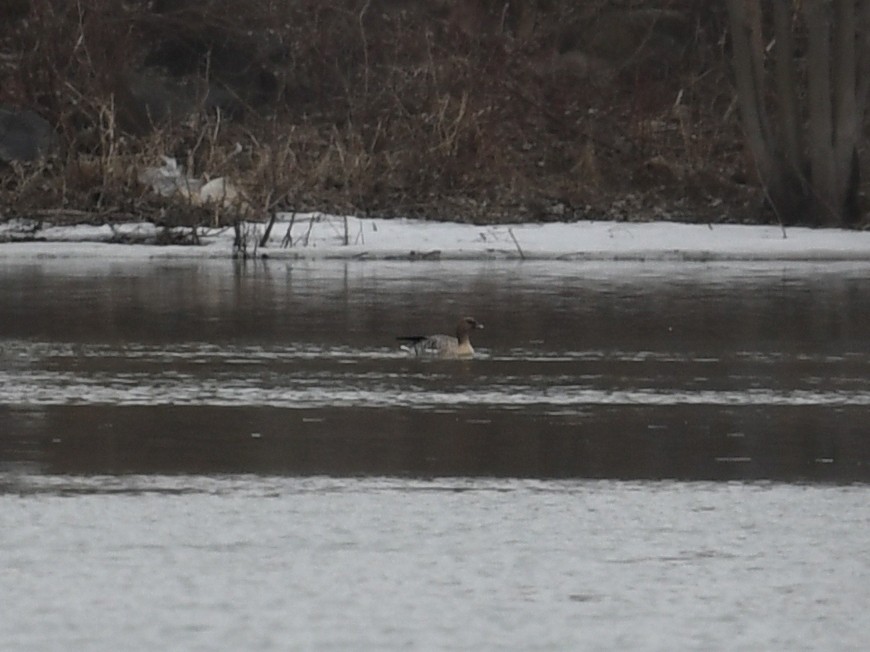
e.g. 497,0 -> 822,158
2,213 -> 870,261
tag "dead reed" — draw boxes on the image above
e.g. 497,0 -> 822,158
0,2 -> 763,227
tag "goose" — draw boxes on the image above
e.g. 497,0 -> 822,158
397,317 -> 484,359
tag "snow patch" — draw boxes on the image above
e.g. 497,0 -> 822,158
2,212 -> 870,261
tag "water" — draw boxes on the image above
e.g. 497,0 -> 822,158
2,476 -> 869,651
1,258 -> 870,650
2,259 -> 869,480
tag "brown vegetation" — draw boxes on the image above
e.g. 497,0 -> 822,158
0,1 -> 860,228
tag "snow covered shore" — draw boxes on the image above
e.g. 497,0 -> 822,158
2,213 -> 870,262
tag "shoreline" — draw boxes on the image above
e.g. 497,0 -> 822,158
2,214 -> 870,262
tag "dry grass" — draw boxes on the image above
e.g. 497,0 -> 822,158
0,1 -> 764,227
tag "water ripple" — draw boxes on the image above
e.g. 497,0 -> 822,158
2,369 -> 870,408
3,339 -> 868,364
3,339 -> 869,409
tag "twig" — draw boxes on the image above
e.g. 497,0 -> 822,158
260,213 -> 277,248
302,215 -> 316,246
281,212 -> 296,248
259,190 -> 276,247
508,227 -> 526,260
759,181 -> 788,239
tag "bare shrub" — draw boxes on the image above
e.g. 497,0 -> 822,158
0,1 -> 762,226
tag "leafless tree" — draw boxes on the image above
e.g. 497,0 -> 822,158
726,0 -> 870,226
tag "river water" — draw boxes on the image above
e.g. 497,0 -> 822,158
1,258 -> 869,650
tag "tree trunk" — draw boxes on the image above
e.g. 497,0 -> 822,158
805,0 -> 838,223
772,0 -> 802,177
725,0 -> 870,226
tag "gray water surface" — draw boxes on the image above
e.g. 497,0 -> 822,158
1,258 -> 869,651
2,475 -> 870,651
1,258 -> 869,480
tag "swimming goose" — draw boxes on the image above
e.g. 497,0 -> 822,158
397,317 -> 484,359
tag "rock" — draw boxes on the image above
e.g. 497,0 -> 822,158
195,177 -> 252,215
115,73 -> 243,134
0,106 -> 58,162
198,177 -> 240,206
138,157 -> 251,215
138,156 -> 202,197
558,9 -> 691,74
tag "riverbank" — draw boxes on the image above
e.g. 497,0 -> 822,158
2,214 -> 870,262
1,3 -> 779,231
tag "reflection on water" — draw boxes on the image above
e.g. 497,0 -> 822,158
1,259 -> 870,481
